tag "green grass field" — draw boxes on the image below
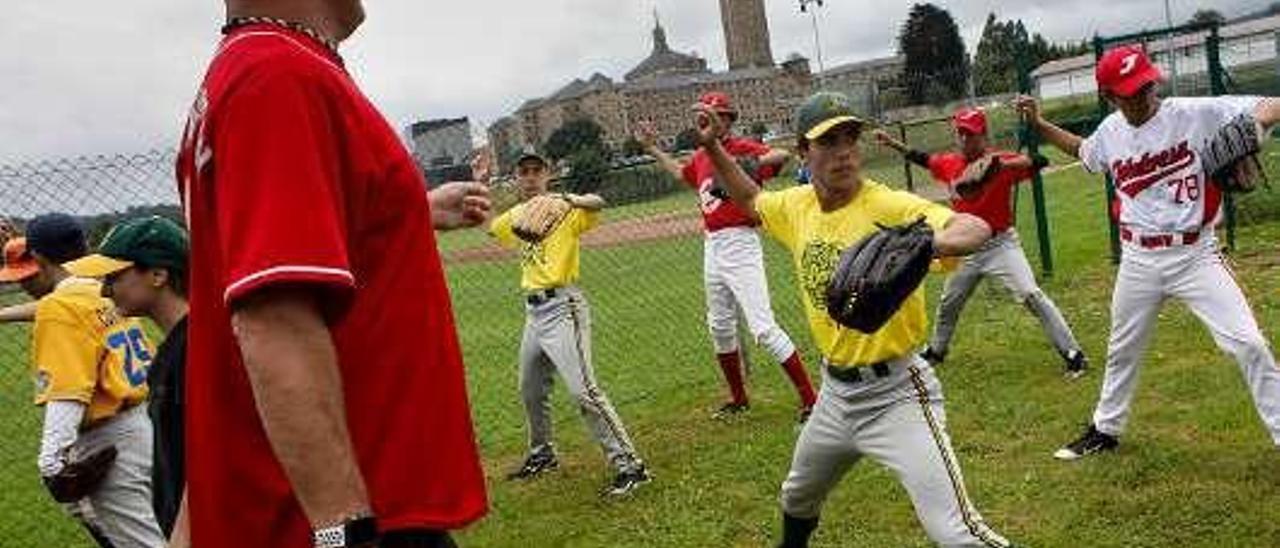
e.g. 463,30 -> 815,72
3,148 -> 1280,546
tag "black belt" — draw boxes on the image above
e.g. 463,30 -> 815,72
824,361 -> 893,384
526,287 -> 561,306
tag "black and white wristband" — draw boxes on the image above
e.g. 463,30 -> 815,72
313,515 -> 379,547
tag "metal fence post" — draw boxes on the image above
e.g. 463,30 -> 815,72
1016,47 -> 1054,278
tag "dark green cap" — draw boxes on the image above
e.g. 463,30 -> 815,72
63,215 -> 188,277
795,91 -> 866,141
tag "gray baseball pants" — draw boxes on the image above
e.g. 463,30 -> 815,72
929,229 -> 1081,360
779,356 -> 1010,547
519,286 -> 642,472
62,405 -> 166,547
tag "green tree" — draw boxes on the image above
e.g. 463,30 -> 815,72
973,14 -> 1091,96
1187,9 -> 1225,26
674,128 -> 700,152
543,118 -> 606,162
897,3 -> 970,105
543,117 -> 612,194
749,122 -> 769,139
621,137 -> 647,158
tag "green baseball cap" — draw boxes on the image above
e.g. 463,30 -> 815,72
64,215 -> 188,278
795,91 -> 866,141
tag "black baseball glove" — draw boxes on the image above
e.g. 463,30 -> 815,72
1203,113 -> 1268,193
825,217 -> 935,333
43,445 -> 118,503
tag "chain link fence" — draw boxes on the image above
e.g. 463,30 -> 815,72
3,51 -> 1280,542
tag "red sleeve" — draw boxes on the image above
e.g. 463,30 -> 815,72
998,152 -> 1035,184
926,154 -> 957,184
212,65 -> 355,305
680,153 -> 700,188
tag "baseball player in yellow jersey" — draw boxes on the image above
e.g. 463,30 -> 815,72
701,93 -> 1013,547
488,150 -> 651,496
0,213 -> 165,548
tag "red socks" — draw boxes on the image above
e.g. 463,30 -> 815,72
782,352 -> 817,408
716,351 -> 748,405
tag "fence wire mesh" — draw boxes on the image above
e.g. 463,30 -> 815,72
1,41 -> 1279,545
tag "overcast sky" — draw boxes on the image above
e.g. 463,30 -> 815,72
0,0 -> 1265,163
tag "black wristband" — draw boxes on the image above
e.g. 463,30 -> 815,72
1030,153 -> 1050,170
904,150 -> 930,168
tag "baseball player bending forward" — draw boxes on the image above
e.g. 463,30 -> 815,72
1017,45 -> 1280,459
707,92 -> 1013,547
875,108 -> 1088,378
488,150 -> 651,496
639,91 -> 817,422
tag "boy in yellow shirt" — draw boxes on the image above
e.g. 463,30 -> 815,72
488,151 -> 650,496
0,213 -> 164,547
700,94 -> 1013,547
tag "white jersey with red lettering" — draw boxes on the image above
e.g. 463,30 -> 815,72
1079,96 -> 1260,235
1056,95 -> 1280,458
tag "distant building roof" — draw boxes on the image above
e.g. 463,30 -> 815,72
1032,13 -> 1280,78
623,66 -> 781,93
408,117 -> 469,138
624,15 -> 709,82
819,55 -> 904,80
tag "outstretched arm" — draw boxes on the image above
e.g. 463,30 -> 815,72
635,121 -> 688,182
1015,95 -> 1083,158
1254,98 -> 1280,131
695,107 -> 761,221
934,213 -> 992,257
564,193 -> 606,212
873,129 -> 930,168
0,302 -> 36,323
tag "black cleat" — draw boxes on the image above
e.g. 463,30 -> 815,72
1063,350 -> 1088,380
796,406 -> 813,426
506,446 -> 559,480
711,401 -> 750,420
920,346 -> 945,366
1054,424 -> 1118,461
602,465 -> 652,497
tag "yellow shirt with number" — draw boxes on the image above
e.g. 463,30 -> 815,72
755,180 -> 954,367
489,202 -> 600,290
31,278 -> 153,426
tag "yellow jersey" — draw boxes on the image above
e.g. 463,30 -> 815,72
755,180 -> 954,367
490,202 -> 600,290
31,278 -> 153,426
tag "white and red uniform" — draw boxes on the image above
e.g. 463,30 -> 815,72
177,24 -> 487,546
682,137 -> 815,409
1079,96 -> 1280,444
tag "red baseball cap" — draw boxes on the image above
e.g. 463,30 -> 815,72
698,92 -> 737,116
952,108 -> 987,135
1096,45 -> 1162,98
0,238 -> 39,282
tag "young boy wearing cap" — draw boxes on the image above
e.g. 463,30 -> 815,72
64,215 -> 189,538
637,91 -> 817,422
702,92 -> 1013,547
0,213 -> 165,547
487,150 -> 651,496
1017,45 -> 1280,460
874,109 -> 1088,378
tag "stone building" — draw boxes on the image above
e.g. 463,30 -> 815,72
720,0 -> 775,70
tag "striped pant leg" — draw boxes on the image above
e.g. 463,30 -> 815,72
856,363 -> 1010,548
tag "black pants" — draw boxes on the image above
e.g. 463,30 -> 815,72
383,530 -> 456,548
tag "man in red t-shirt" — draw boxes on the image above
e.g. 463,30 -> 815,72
173,2 -> 490,546
875,108 -> 1087,379
638,92 -> 816,423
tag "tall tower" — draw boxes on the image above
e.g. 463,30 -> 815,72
719,0 -> 774,70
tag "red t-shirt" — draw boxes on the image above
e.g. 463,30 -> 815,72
175,25 -> 487,545
681,136 -> 779,232
927,151 -> 1033,233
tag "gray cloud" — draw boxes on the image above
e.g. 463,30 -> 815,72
0,0 -> 1265,162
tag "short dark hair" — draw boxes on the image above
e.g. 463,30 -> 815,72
136,263 -> 188,298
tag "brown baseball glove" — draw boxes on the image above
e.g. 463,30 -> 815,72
1203,113 -> 1268,193
512,194 -> 573,243
953,154 -> 1002,199
43,445 -> 117,503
